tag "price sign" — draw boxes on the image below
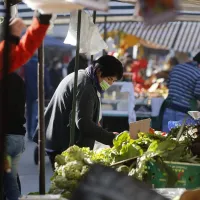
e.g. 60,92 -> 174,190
137,0 -> 180,25
70,0 -> 109,11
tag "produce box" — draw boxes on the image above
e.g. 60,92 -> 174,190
147,161 -> 200,189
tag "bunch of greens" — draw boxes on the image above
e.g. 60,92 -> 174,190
49,130 -> 199,198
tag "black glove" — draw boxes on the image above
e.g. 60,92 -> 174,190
35,11 -> 52,25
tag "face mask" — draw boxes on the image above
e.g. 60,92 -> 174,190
100,80 -> 111,91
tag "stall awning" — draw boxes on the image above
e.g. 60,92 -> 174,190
122,21 -> 200,53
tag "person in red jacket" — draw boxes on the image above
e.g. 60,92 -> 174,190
0,11 -> 52,79
0,11 -> 52,200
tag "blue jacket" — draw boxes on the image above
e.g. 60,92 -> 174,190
23,56 -> 51,101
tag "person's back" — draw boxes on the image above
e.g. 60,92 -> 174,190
44,70 -> 96,152
0,72 -> 26,200
1,73 -> 26,135
168,61 -> 200,109
162,53 -> 200,133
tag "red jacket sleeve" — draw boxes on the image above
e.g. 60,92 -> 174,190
0,18 -> 49,77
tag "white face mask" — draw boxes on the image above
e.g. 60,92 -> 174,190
100,80 -> 111,91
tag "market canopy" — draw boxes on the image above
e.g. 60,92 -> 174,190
121,21 -> 200,53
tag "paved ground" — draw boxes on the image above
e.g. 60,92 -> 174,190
18,138 -> 53,195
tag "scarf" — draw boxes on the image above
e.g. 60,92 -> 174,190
86,65 -> 104,94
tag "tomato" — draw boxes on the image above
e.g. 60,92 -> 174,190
149,128 -> 155,134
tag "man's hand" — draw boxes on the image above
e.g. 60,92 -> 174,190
10,18 -> 26,37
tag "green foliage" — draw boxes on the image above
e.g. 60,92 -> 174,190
49,130 -> 198,198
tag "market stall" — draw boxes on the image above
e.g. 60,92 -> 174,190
2,1 -> 200,200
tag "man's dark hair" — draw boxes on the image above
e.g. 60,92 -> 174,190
193,52 -> 200,64
94,55 -> 123,80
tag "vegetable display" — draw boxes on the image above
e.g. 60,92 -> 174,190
49,128 -> 200,199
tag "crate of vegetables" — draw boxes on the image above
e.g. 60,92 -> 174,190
147,161 -> 200,189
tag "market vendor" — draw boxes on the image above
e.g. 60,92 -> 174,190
33,55 -> 123,170
162,52 -> 200,132
0,11 -> 52,79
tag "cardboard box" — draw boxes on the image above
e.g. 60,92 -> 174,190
129,118 -> 151,139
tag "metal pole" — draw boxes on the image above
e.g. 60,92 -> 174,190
38,42 -> 45,194
70,10 -> 82,146
91,11 -> 96,63
103,16 -> 107,55
0,1 -> 11,199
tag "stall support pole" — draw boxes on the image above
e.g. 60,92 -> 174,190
38,42 -> 46,194
69,10 -> 82,146
103,16 -> 107,55
91,11 -> 96,62
0,1 -> 11,199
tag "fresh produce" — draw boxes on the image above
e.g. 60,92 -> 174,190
49,130 -> 200,198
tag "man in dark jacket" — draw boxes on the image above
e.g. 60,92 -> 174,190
34,55 -> 123,169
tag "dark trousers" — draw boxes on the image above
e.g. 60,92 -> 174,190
47,151 -> 62,171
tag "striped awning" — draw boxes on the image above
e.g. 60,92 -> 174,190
122,21 -> 200,53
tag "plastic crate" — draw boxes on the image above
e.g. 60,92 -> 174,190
147,161 -> 200,189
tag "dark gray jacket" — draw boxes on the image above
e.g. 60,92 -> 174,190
34,69 -> 115,151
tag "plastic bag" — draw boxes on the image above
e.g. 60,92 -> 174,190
64,10 -> 108,55
23,0 -> 84,14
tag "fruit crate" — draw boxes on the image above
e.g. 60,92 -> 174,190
147,161 -> 200,189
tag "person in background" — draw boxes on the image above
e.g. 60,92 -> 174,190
162,53 -> 200,133
33,55 -> 123,170
145,57 -> 179,86
67,53 -> 88,75
22,55 -> 52,140
49,58 -> 63,93
154,57 -> 179,81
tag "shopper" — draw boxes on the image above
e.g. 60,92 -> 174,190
162,53 -> 200,133
1,72 -> 26,200
0,11 -> 53,200
0,12 -> 52,79
33,55 -> 123,169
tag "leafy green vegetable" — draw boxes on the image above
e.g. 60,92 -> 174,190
49,129 -> 198,198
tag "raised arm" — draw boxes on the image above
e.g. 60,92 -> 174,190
0,12 -> 52,78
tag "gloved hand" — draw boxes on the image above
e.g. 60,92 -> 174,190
35,11 -> 52,25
